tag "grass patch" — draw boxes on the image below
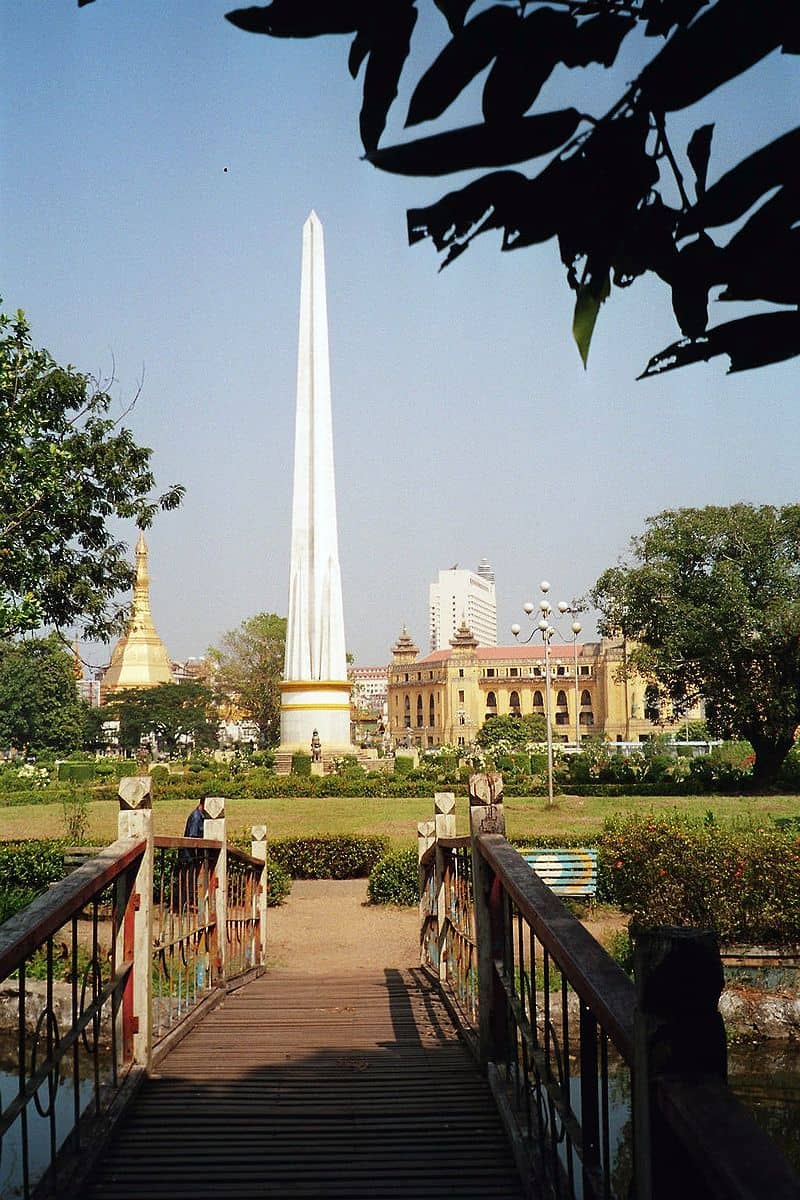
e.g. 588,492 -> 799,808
0,792 -> 797,849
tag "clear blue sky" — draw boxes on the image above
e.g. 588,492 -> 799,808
2,3 -> 797,669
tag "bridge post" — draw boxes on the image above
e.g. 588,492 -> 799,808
417,819 -> 435,968
116,776 -> 154,1070
468,773 -> 506,1068
632,924 -> 727,1199
251,825 -> 268,967
434,793 -> 456,984
204,797 -> 227,981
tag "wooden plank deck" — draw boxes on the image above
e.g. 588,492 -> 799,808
85,968 -> 524,1198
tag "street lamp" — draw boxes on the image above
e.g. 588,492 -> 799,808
512,581 -> 583,808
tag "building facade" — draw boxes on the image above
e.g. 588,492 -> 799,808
429,563 -> 498,651
388,621 -> 702,749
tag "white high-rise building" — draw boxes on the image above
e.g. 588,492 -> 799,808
429,563 -> 498,651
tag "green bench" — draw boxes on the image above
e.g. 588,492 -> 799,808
520,847 -> 598,905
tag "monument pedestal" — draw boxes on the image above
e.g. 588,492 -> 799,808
278,679 -> 352,756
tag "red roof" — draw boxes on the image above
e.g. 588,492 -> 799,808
416,643 -> 588,665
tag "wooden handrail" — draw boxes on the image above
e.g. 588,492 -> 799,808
0,836 -> 147,980
228,846 -> 265,869
153,835 -> 222,851
477,832 -> 635,1061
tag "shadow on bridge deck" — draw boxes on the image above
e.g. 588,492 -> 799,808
83,968 -> 525,1198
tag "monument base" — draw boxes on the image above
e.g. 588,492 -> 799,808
278,679 -> 353,756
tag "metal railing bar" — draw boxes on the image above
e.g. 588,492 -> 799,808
478,834 -> 635,1062
0,839 -> 146,980
0,961 -> 132,1140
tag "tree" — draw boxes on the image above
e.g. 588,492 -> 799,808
104,682 -> 218,755
0,635 -> 85,753
222,0 -> 798,377
0,307 -> 184,640
476,711 -> 548,749
591,505 -> 800,787
207,613 -> 287,747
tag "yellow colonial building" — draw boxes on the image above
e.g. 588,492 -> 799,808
387,620 -> 700,749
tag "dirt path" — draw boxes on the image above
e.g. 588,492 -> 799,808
265,879 -> 627,974
266,879 -> 420,973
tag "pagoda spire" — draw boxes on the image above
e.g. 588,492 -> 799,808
102,530 -> 173,699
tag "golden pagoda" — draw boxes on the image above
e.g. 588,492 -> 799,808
102,531 -> 173,700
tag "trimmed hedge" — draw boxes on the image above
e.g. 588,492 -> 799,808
269,835 -> 390,879
0,840 -> 67,891
367,847 -> 418,906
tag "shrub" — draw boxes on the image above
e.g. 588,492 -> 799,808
266,859 -> 291,906
249,750 -> 275,768
292,753 -> 312,777
394,754 -> 415,776
0,886 -> 39,925
597,813 -> 800,944
778,746 -> 800,791
0,840 -> 67,892
367,847 -> 418,906
61,792 -> 89,843
57,761 -> 96,783
269,835 -> 390,879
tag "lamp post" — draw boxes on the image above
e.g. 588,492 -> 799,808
512,581 -> 583,809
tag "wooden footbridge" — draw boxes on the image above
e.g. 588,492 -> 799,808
1,776 -> 798,1200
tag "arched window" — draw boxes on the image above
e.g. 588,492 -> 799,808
533,690 -> 544,708
509,690 -> 521,716
581,689 -> 592,707
644,685 -> 660,723
416,695 -> 424,727
403,694 -> 411,729
556,690 -> 568,707
429,695 -> 435,726
486,691 -> 497,708
555,689 -> 569,726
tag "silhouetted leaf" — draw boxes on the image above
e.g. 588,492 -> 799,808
405,5 -> 517,127
611,195 -> 679,286
641,0 -> 708,38
681,128 -> 800,231
482,8 -> 575,123
717,187 -> 800,304
640,0 -> 783,112
687,123 -> 714,198
358,4 -> 417,151
433,0 -> 476,35
348,29 -> 370,78
573,266 -> 611,367
669,233 -> 720,336
640,312 -> 800,377
368,109 -> 582,175
226,2 -> 370,36
564,12 -> 637,68
408,170 -> 529,265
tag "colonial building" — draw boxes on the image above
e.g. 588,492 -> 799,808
387,620 -> 701,749
348,666 -> 388,714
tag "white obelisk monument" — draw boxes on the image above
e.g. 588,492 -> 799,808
279,212 -> 352,754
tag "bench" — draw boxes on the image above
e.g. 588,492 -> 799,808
520,847 -> 598,905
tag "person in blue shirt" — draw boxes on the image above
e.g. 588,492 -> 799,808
183,796 -> 207,840
178,797 -> 207,907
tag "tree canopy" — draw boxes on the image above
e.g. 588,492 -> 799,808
207,613 -> 287,747
0,635 -> 85,753
476,711 -> 547,748
219,0 -> 798,377
103,682 -> 218,755
591,504 -> 800,787
0,307 -> 184,641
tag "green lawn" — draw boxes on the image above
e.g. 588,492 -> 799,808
1,791 -> 797,847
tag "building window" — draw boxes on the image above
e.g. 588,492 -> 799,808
404,694 -> 411,729
533,690 -> 544,708
510,667 -> 519,677
580,665 -> 590,676
459,669 -> 464,678
486,668 -> 495,677
458,737 -> 465,747
458,713 -> 466,725
416,695 -> 424,727
429,695 -> 435,726
556,665 -> 566,676
579,712 -> 595,726
581,690 -> 592,707
458,689 -> 465,703
555,712 -> 569,725
534,666 -> 542,677
644,685 -> 660,723
509,690 -> 521,716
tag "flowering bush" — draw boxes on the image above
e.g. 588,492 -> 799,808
597,813 -> 800,944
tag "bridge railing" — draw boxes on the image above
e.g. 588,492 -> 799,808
0,779 -> 268,1198
419,775 -> 799,1200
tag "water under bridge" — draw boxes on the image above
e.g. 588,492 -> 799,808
1,776 -> 797,1200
